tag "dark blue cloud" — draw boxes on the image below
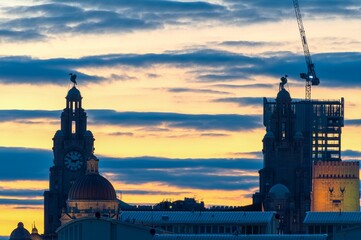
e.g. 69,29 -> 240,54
213,97 -> 264,107
220,41 -> 281,47
88,110 -> 262,131
345,119 -> 361,126
120,190 -> 191,195
167,88 -> 229,95
225,0 -> 361,19
0,110 -> 59,122
100,156 -> 262,190
0,189 -> 44,197
0,147 -> 262,194
0,56 -> 102,84
212,83 -> 274,89
0,109 -> 262,131
0,29 -> 44,41
4,3 -> 160,35
2,1 -> 226,41
0,50 -> 359,87
0,147 -> 51,180
0,199 -> 43,205
1,0 -> 358,43
342,149 -> 361,159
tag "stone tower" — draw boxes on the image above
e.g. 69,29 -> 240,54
253,78 -> 309,234
44,85 -> 95,238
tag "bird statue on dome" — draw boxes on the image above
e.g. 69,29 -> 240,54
279,75 -> 288,91
69,73 -> 77,86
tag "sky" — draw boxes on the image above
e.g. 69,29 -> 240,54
0,0 -> 360,237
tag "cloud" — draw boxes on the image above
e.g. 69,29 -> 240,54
167,88 -> 229,95
88,110 -> 262,131
212,83 -> 274,89
225,0 -> 361,20
0,110 -> 59,122
0,29 -> 45,42
214,97 -> 264,107
200,133 -> 229,137
2,1 -> 227,41
342,149 -> 361,160
100,156 -> 262,190
120,190 -> 191,196
0,188 -> 44,197
0,109 -> 262,131
0,199 -> 43,205
0,49 -> 358,87
0,147 -> 262,199
0,0 -> 359,44
345,119 -> 361,126
0,147 -> 51,180
108,132 -> 134,136
0,56 -> 103,85
219,40 -> 281,47
4,3 -> 160,35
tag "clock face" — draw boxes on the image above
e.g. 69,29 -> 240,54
64,151 -> 83,171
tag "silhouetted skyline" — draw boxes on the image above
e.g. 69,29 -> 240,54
0,0 -> 360,238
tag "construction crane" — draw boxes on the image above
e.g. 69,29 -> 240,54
293,0 -> 319,100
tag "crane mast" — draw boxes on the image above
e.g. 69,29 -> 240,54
293,0 -> 319,100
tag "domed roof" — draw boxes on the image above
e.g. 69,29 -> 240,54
264,130 -> 275,139
10,222 -> 31,240
276,88 -> 291,102
84,130 -> 94,137
30,231 -> 42,240
68,173 -> 117,201
268,184 -> 290,199
66,86 -> 82,101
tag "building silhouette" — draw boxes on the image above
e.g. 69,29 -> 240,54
253,78 -> 345,233
43,86 -> 95,239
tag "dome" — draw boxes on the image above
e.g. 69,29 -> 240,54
30,232 -> 42,240
66,86 -> 82,101
84,130 -> 94,137
30,225 -> 42,240
68,173 -> 117,201
268,184 -> 290,199
10,222 -> 31,240
276,88 -> 291,102
264,130 -> 275,139
54,130 -> 64,137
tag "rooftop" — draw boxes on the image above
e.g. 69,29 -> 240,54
154,234 -> 328,240
120,211 -> 275,224
304,212 -> 361,224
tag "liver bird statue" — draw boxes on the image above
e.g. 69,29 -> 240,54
69,73 -> 77,86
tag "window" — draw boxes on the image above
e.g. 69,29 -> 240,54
282,122 -> 286,139
72,121 -> 76,133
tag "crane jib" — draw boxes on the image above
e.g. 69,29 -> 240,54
293,0 -> 320,99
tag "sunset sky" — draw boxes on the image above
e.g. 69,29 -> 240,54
0,0 -> 361,237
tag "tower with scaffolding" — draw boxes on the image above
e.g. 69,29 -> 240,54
253,76 -> 344,233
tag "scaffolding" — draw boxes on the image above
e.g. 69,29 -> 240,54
263,98 -> 344,162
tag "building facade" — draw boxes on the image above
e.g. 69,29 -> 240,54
119,211 -> 278,235
44,86 -> 95,239
311,161 -> 359,212
253,78 -> 345,234
60,156 -> 119,224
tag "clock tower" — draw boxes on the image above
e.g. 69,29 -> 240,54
44,85 -> 95,238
